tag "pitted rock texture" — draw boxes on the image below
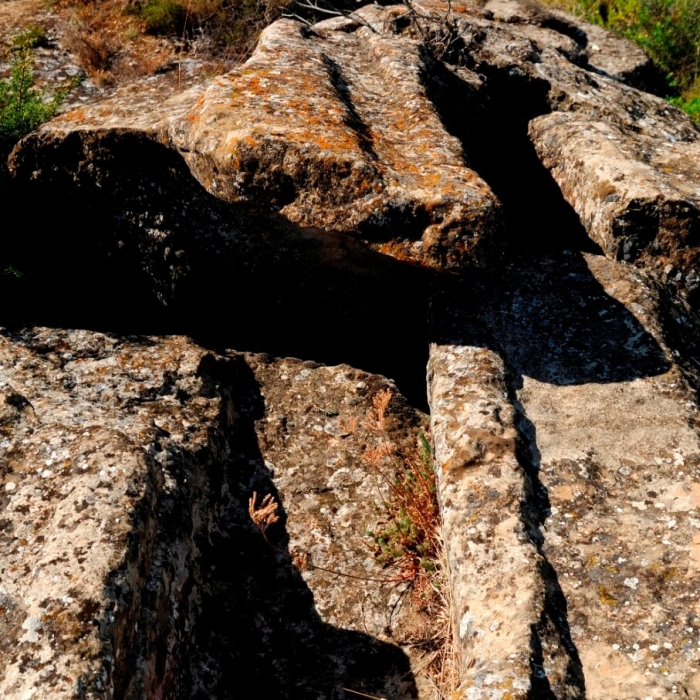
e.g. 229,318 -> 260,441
10,8 -> 505,273
12,0 -> 693,278
0,328 -> 232,700
429,251 -> 700,699
170,15 -> 502,270
0,327 -> 432,700
9,0 -> 700,306
530,112 -> 700,310
4,0 -> 700,697
236,354 -> 436,699
428,344 -> 546,698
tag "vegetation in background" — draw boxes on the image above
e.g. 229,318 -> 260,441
124,0 -> 292,60
0,44 -> 73,165
12,25 -> 49,51
543,0 -> 700,122
1,32 -> 74,284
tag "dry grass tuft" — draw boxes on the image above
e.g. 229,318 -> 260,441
248,490 -> 281,543
364,389 -> 440,597
63,3 -> 120,84
246,388 -> 458,697
363,389 -> 458,698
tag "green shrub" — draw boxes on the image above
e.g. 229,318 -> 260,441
670,83 -> 700,120
136,0 -> 187,34
545,0 -> 700,121
12,25 -> 49,51
601,0 -> 699,92
0,48 -> 72,163
124,0 -> 291,58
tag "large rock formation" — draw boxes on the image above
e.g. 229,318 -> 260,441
430,251 -> 700,698
0,328 -> 433,699
2,0 -> 700,698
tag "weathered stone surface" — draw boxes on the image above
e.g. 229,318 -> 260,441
10,0 -> 698,291
429,251 -> 700,699
240,354 -> 435,699
0,328 -> 229,699
428,343 -> 543,697
11,8 -> 504,273
4,1 -> 700,696
530,111 -> 700,308
0,327 -> 432,699
481,0 -> 665,91
170,16 -> 502,270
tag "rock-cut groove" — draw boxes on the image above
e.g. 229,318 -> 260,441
71,351 -> 418,699
421,54 -> 603,257
0,135 -> 433,412
422,53 -> 600,697
509,384 -> 587,700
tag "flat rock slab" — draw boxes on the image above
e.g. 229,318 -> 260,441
0,328 -> 432,699
429,252 -> 700,699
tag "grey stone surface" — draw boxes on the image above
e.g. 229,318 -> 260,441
0,328 -> 433,699
429,251 -> 700,699
2,1 -> 700,697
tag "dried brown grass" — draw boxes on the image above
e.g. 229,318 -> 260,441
362,389 -> 458,698
247,387 -> 459,698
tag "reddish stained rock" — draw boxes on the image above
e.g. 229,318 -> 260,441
11,0 -> 697,281
169,16 -> 502,270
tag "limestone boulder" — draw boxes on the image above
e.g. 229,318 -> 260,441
10,0 -> 699,305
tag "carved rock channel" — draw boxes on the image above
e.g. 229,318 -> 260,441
2,0 -> 700,698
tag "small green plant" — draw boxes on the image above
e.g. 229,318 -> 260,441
2,265 -> 25,279
669,80 -> 700,121
365,431 -> 440,580
362,390 -> 441,592
0,47 -> 73,162
542,0 -> 700,122
12,25 -> 49,50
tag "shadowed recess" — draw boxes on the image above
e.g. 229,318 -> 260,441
1,134 -> 434,411
432,251 -> 669,386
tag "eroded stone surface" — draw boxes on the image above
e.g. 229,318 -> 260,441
430,251 -> 700,699
239,354 -> 435,699
171,16 -> 503,270
0,327 -> 432,699
0,328 -> 230,700
530,111 -> 700,309
428,342 -> 542,698
11,0 -> 699,286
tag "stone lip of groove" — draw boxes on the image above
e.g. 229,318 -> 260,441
429,252 -> 700,699
428,338 -> 541,698
428,307 -> 585,699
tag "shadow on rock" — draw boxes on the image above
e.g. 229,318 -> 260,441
433,249 -> 670,387
2,134 -> 433,411
80,352 -> 415,700
189,357 -> 416,700
431,249 -> 670,700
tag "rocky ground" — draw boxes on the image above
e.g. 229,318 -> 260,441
1,0 -> 700,698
